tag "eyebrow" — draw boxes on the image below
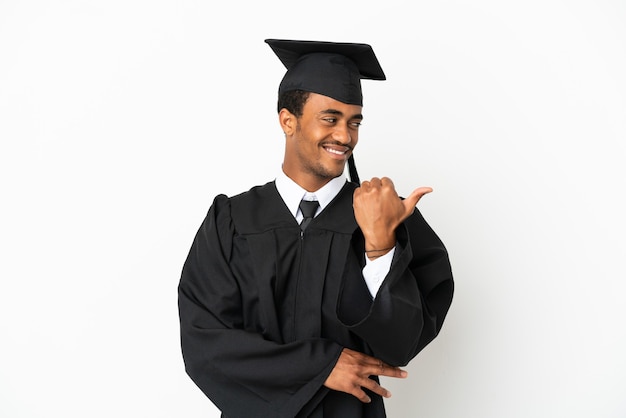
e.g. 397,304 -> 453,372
319,109 -> 364,120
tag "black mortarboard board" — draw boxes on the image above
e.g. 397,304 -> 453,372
265,38 -> 385,106
265,39 -> 386,184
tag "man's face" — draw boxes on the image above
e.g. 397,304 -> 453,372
282,92 -> 363,191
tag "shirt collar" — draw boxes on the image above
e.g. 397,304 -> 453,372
275,169 -> 347,219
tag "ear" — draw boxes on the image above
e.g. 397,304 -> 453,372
279,108 -> 296,136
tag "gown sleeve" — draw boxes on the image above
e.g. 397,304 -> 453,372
337,208 -> 454,367
178,195 -> 343,418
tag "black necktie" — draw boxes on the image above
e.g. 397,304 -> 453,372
299,200 -> 319,232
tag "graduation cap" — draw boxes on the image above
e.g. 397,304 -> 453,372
265,38 -> 387,184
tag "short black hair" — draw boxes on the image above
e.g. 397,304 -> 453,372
277,90 -> 310,117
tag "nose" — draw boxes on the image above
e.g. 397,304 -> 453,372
332,123 -> 352,145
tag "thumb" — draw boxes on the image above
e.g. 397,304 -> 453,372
403,187 -> 433,214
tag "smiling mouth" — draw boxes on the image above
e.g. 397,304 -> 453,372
322,144 -> 352,158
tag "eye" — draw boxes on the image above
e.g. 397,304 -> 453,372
350,121 -> 362,129
322,117 -> 337,124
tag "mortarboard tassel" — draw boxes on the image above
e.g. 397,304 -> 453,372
348,154 -> 360,185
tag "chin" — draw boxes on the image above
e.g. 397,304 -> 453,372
304,160 -> 346,181
318,166 -> 345,180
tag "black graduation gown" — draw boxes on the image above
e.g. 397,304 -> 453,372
178,180 -> 454,418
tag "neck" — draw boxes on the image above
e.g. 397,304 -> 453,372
281,166 -> 334,193
287,174 -> 331,192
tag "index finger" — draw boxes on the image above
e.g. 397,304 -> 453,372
377,361 -> 408,379
380,177 -> 395,188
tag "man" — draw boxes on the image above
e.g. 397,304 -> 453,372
178,39 -> 454,418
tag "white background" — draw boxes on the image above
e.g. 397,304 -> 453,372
1,1 -> 625,417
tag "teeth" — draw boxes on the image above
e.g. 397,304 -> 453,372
325,147 -> 345,155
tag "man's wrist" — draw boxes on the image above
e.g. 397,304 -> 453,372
365,247 -> 394,260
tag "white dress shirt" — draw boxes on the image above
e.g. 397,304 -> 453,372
275,170 -> 395,298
